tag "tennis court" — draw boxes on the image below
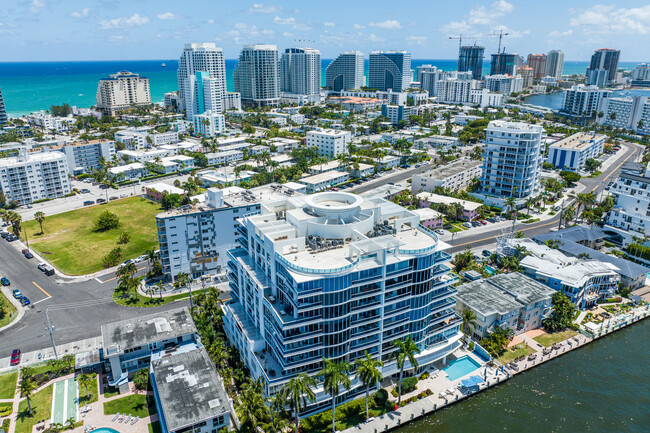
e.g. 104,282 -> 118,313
51,377 -> 78,425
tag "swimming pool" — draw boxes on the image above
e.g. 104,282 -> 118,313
443,355 -> 482,381
90,428 -> 120,433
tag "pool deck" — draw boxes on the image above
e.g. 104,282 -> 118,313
341,305 -> 650,433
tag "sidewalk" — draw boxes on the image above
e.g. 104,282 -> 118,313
0,337 -> 103,372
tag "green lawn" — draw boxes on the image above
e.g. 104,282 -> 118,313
78,374 -> 98,404
15,384 -> 53,433
533,330 -> 578,347
497,344 -> 536,364
103,394 -> 157,418
0,372 -> 18,399
21,197 -> 162,275
112,290 -> 190,307
0,292 -> 18,328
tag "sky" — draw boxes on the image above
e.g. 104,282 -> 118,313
2,0 -> 650,62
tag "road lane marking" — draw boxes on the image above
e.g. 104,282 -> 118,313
32,281 -> 52,298
33,297 -> 52,305
452,220 -> 558,249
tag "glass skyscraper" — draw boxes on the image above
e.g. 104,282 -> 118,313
459,45 -> 485,80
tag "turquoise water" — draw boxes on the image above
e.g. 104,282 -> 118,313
443,355 -> 482,381
395,319 -> 650,433
0,59 -> 640,117
90,429 -> 120,433
484,265 -> 496,275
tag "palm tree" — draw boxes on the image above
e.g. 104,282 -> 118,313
20,375 -> 37,416
263,414 -> 291,433
280,373 -> 317,432
34,211 -> 46,234
525,197 -> 536,216
318,358 -> 351,433
77,373 -> 95,401
155,280 -> 167,299
208,340 -> 229,371
355,352 -> 384,420
461,309 -> 478,336
7,211 -> 22,237
505,197 -> 517,217
563,205 -> 575,227
238,378 -> 269,431
392,337 -> 420,404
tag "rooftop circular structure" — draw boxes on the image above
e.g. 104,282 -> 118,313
304,191 -> 364,220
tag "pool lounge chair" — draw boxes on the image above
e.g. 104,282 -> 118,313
130,417 -> 140,425
111,413 -> 120,422
124,414 -> 132,424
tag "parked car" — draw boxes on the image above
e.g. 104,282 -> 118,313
0,232 -> 7,238
480,220 -> 487,225
96,198 -> 106,204
83,200 -> 94,206
81,188 -> 90,194
21,249 -> 28,254
24,252 -> 34,259
10,350 -> 20,366
462,222 -> 472,228
99,184 -> 109,189
487,217 -> 497,223
109,196 -> 118,201
6,235 -> 16,242
482,249 -> 492,257
37,263 -> 48,272
20,297 -> 30,306
554,206 -> 561,211
471,221 -> 481,227
1,277 -> 10,286
12,289 -> 22,298
434,229 -> 445,235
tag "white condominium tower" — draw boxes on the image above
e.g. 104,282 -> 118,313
325,51 -> 364,91
481,120 -> 544,200
368,51 -> 412,92
0,86 -> 7,125
0,148 -> 71,204
280,48 -> 321,96
223,191 -> 460,413
177,43 -> 227,119
234,44 -> 280,107
95,71 -> 151,116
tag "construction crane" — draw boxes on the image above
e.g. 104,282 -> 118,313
487,30 -> 510,74
448,34 -> 482,70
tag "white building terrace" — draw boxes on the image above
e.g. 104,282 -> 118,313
411,159 -> 482,193
298,170 -> 350,193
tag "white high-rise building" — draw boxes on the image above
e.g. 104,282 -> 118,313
484,74 -> 523,95
368,51 -> 412,92
0,87 -> 7,126
306,129 -> 352,158
234,44 -> 280,107
561,85 -> 611,117
325,51 -> 365,91
435,78 -> 479,104
280,47 -> 321,101
544,50 -> 564,80
606,163 -> 650,246
222,191 -> 461,413
177,43 -> 227,115
96,71 -> 151,116
597,95 -> 650,135
480,121 -> 544,202
0,148 -> 71,204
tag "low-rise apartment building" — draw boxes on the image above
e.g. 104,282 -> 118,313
108,162 -> 147,181
0,148 -> 71,204
412,208 -> 444,229
454,273 -> 555,340
413,136 -> 459,152
547,132 -> 606,171
307,129 -> 352,158
378,155 -> 401,170
205,150 -> 244,166
416,192 -> 481,221
62,139 -> 116,174
411,159 -> 482,193
298,170 -> 350,192
267,137 -> 300,153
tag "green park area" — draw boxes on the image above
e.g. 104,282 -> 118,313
0,372 -> 18,399
0,292 -> 18,328
15,384 -> 53,433
497,343 -> 536,364
533,330 -> 578,347
103,394 -> 157,418
22,197 -> 161,275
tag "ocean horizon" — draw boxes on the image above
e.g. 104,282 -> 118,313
0,59 -> 641,117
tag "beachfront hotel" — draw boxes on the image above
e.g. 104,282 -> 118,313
325,51 -> 365,92
368,51 -> 412,92
234,44 -> 280,107
280,47 -> 321,103
222,191 -> 461,414
95,71 -> 151,116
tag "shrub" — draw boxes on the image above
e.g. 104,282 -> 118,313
400,401 -> 407,407
419,371 -> 429,380
2,418 -> 10,432
0,404 -> 12,417
102,247 -> 123,268
401,376 -> 418,393
468,342 -> 475,351
373,388 -> 388,406
133,368 -> 149,390
391,388 -> 398,398
93,210 -> 120,231
118,232 -> 131,245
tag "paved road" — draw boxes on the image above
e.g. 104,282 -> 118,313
351,163 -> 435,195
0,240 -> 189,357
446,142 -> 643,254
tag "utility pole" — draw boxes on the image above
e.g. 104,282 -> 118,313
558,198 -> 565,230
45,307 -> 58,360
23,228 -> 29,253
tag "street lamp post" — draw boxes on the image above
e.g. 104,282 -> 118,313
45,307 -> 58,360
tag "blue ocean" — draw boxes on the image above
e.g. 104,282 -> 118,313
0,59 -> 640,117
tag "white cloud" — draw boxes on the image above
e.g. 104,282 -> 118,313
282,31 -> 293,37
207,19 -> 215,24
440,20 -> 471,34
323,21 -> 335,27
273,16 -> 296,25
353,23 -> 365,29
228,22 -> 274,42
369,20 -> 402,30
570,5 -> 650,34
249,4 -> 280,14
469,0 -> 514,25
548,29 -> 573,37
70,8 -> 90,19
157,12 -> 181,20
368,33 -> 385,42
262,29 -> 274,35
30,0 -> 46,14
405,35 -> 427,45
100,13 -> 149,30
489,24 -> 530,38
